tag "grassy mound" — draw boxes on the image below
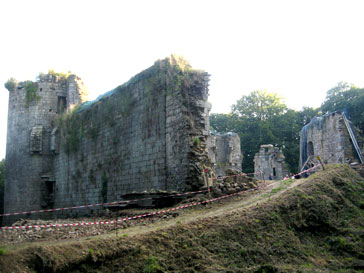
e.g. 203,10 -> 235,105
1,164 -> 364,272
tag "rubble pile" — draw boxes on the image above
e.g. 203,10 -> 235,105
212,169 -> 259,196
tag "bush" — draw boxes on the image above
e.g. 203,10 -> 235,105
4,78 -> 17,92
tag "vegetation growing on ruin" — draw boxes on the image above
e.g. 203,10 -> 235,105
4,77 -> 17,92
24,81 -> 40,107
57,106 -> 83,154
38,69 -> 72,81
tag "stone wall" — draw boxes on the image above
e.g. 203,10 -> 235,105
299,112 -> 363,170
4,75 -> 87,223
4,56 -> 211,222
207,132 -> 242,177
254,144 -> 288,180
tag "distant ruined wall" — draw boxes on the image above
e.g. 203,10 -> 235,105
254,144 -> 288,180
299,112 -> 363,170
4,56 -> 211,222
207,132 -> 242,177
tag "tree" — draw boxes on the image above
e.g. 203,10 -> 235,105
209,113 -> 236,133
228,91 -> 288,173
321,82 -> 364,132
210,90 -> 319,174
231,90 -> 287,121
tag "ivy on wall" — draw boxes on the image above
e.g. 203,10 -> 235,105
24,81 -> 40,107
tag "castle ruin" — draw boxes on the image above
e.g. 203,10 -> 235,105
207,132 -> 242,177
4,56 -> 212,222
299,112 -> 363,171
254,144 -> 288,180
4,56 -> 243,224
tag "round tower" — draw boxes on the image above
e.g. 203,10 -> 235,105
4,73 -> 87,224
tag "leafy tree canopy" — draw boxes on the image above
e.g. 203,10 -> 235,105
210,90 -> 319,174
320,82 -> 364,132
231,90 -> 287,121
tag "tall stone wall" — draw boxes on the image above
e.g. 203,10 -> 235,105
53,57 -> 210,214
4,75 -> 87,223
207,132 -> 242,177
299,112 -> 363,170
254,144 -> 288,180
4,56 -> 211,222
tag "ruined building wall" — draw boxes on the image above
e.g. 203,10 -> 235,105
52,57 -> 210,213
254,144 -> 288,180
4,75 -> 87,221
207,133 -> 242,177
299,112 -> 363,170
4,56 -> 211,223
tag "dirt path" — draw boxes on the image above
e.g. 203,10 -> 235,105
1,178 -> 305,251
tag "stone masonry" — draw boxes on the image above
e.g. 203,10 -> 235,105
207,132 -> 242,177
299,111 -> 364,170
254,144 -> 288,180
4,56 -> 212,224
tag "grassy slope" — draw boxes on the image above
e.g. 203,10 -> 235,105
1,164 -> 364,273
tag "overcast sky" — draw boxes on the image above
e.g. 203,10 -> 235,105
1,0 -> 364,159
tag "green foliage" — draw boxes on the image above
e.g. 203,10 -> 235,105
320,81 -> 364,132
239,247 -> 247,256
57,106 -> 83,154
4,77 -> 17,92
38,69 -> 72,80
193,137 -> 201,147
24,81 -> 40,106
0,248 -> 6,256
231,90 -> 287,121
143,256 -> 161,273
210,90 -> 319,173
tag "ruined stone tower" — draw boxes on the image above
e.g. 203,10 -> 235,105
5,73 -> 88,221
4,56 -> 213,223
254,144 -> 288,180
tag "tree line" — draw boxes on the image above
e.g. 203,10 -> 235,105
210,82 -> 364,174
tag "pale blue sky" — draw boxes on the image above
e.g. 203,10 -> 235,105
1,0 -> 364,159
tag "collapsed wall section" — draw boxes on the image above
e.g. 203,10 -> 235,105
53,56 -> 210,213
207,132 -> 242,177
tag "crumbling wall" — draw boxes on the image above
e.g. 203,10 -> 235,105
207,132 -> 242,177
299,112 -> 363,170
52,56 -> 210,215
4,56 -> 211,222
254,144 -> 288,180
